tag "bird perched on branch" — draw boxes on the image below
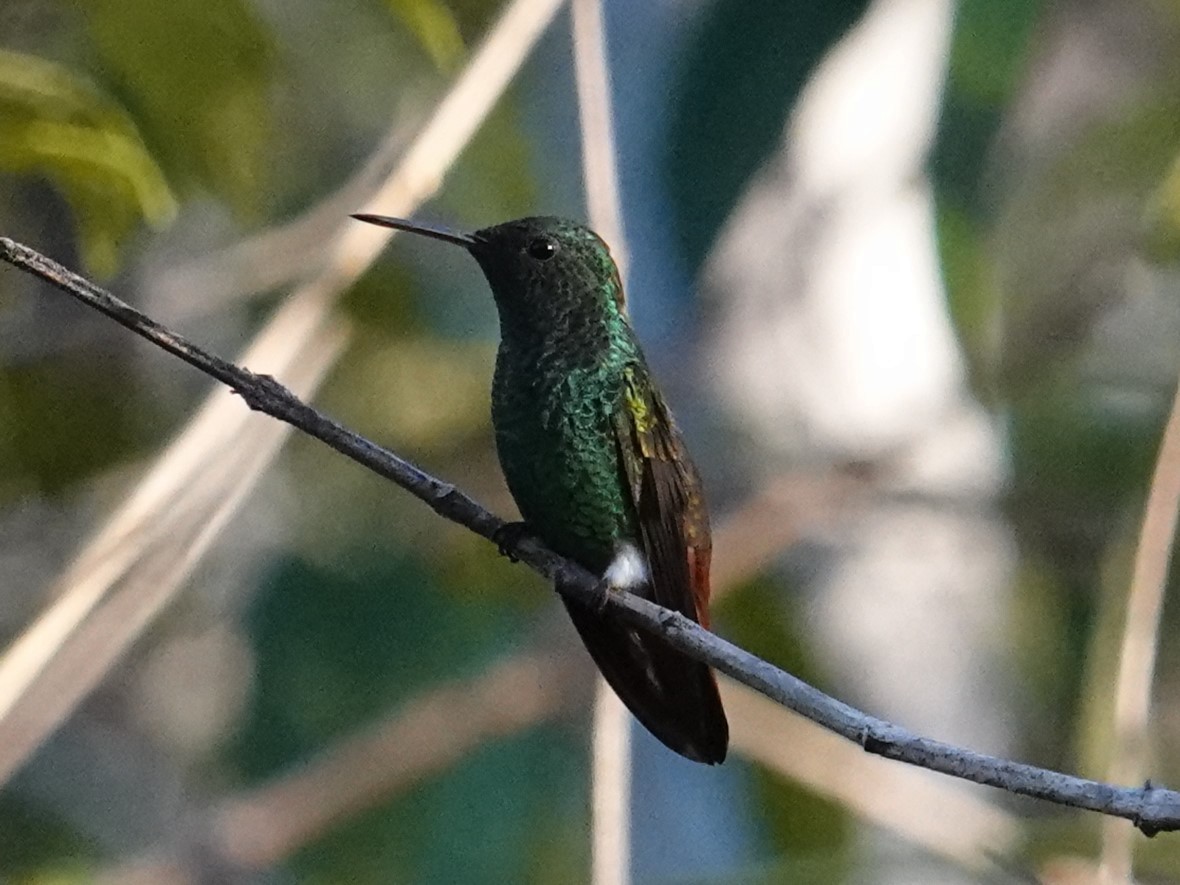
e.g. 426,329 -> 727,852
355,213 -> 728,764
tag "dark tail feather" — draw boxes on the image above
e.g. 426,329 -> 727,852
563,599 -> 728,764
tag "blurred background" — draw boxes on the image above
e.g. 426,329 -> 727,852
2,0 -> 1180,881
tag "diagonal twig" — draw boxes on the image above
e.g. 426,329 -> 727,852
4,237 -> 1180,836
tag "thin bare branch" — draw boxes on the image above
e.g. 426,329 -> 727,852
5,239 -> 1180,836
571,0 -> 626,273
723,679 -> 1018,873
590,680 -> 631,885
1101,376 -> 1180,878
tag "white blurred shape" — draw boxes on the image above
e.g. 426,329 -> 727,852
792,0 -> 952,194
706,0 -> 982,464
703,1 -> 1014,881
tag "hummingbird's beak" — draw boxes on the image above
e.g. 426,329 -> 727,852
351,214 -> 478,248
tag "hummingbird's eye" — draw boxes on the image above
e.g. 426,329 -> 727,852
526,236 -> 558,261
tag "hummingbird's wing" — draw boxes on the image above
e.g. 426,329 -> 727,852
615,366 -> 714,626
569,364 -> 729,762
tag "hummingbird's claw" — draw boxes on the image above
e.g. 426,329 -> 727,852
555,574 -> 613,615
493,521 -> 530,561
589,578 -> 614,615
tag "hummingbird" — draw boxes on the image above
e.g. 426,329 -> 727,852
354,213 -> 728,764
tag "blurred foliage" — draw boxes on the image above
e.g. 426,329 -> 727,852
436,98 -> 539,235
383,0 -> 467,70
723,577 -> 852,874
936,203 -> 995,368
0,353 -> 170,494
234,549 -> 587,884
1144,149 -> 1180,263
0,49 -> 175,275
993,102 -> 1180,392
945,0 -> 1040,106
0,792 -> 96,878
933,0 -> 1042,376
2,0 -> 1180,882
940,0 -> 1180,841
78,0 -> 276,221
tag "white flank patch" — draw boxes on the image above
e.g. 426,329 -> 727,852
603,542 -> 649,589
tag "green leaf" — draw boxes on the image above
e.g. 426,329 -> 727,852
0,49 -> 176,274
79,0 -> 275,217
383,0 -> 467,71
948,0 -> 1042,104
1144,148 -> 1180,263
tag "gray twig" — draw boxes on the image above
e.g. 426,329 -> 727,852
2,235 -> 1178,836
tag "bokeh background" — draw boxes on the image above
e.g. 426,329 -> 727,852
2,0 -> 1180,882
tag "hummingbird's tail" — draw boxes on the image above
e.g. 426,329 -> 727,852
562,598 -> 729,764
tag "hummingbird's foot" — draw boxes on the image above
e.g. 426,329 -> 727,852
589,577 -> 615,615
556,574 -> 614,615
493,521 -> 530,562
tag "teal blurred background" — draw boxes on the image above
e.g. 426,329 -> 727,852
2,0 -> 1180,881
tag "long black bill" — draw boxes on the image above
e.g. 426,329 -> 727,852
351,214 -> 478,248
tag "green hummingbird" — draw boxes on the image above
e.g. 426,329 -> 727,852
354,213 -> 728,764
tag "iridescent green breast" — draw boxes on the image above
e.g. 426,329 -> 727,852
490,335 -> 638,572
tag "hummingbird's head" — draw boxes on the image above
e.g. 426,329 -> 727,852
352,213 -> 626,331
466,216 -> 625,323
